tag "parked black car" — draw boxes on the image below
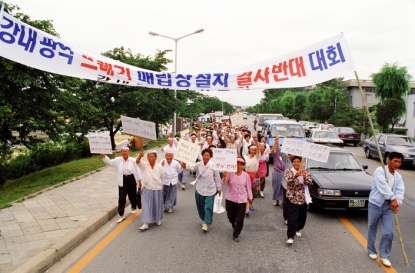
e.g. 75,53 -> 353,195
334,127 -> 360,146
362,134 -> 415,167
306,148 -> 372,211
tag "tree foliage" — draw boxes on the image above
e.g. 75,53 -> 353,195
66,47 -> 176,149
376,98 -> 404,132
371,63 -> 411,118
0,2 -> 74,148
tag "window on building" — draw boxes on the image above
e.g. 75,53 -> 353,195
365,88 -> 374,93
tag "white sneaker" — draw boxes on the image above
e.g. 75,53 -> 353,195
296,231 -> 302,237
285,220 -> 288,225
286,238 -> 294,245
167,209 -> 172,213
131,210 -> 136,214
139,223 -> 149,230
117,216 -> 125,223
156,221 -> 162,226
381,258 -> 391,267
368,253 -> 377,260
202,223 -> 208,231
260,191 -> 264,198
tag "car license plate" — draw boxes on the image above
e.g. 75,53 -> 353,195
349,199 -> 365,207
348,136 -> 354,138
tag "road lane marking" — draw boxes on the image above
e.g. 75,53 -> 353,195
353,152 -> 415,177
338,216 -> 398,273
67,211 -> 139,273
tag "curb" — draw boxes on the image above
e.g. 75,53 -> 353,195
11,200 -> 124,273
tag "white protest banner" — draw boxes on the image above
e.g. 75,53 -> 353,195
212,148 -> 238,172
180,129 -> 189,138
230,113 -> 244,126
281,139 -> 331,163
174,140 -> 201,165
121,116 -> 156,141
88,135 -> 112,154
222,115 -> 229,120
215,111 -> 223,117
0,9 -> 354,91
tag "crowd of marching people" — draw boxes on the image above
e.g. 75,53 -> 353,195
101,117 -> 314,245
100,114 -> 406,267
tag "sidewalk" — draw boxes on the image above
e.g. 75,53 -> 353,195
0,145 -> 164,273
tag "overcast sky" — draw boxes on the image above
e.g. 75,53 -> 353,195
7,0 -> 415,106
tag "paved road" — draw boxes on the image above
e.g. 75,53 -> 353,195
49,116 -> 415,273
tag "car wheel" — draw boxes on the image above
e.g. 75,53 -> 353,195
384,153 -> 389,165
365,148 -> 372,159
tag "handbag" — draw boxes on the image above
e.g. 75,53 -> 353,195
136,187 -> 142,209
213,194 -> 226,214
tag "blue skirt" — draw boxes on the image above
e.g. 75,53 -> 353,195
141,188 -> 164,223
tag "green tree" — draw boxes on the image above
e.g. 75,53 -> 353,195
372,63 -> 411,117
280,91 -> 296,116
376,98 -> 404,132
293,92 -> 307,119
66,47 -> 175,149
0,2 -> 75,148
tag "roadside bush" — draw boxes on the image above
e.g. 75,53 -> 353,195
3,139 -> 92,182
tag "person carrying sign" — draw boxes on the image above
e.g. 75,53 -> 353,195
222,157 -> 253,242
367,152 -> 405,267
136,150 -> 165,231
100,147 -> 141,223
243,135 -> 260,216
181,148 -> 222,232
284,156 -> 312,245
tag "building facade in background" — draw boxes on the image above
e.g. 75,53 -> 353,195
345,79 -> 415,138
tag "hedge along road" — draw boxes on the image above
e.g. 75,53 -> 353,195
47,120 -> 414,273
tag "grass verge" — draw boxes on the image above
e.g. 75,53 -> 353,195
0,136 -> 167,209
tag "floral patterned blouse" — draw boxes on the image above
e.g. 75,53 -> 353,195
284,168 -> 312,205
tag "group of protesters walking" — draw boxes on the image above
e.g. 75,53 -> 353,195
100,118 -> 312,244
101,116 -> 405,267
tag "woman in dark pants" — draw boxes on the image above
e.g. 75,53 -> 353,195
284,156 -> 312,245
222,157 -> 253,242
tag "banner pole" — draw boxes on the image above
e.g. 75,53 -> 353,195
0,3 -> 5,24
354,71 -> 409,266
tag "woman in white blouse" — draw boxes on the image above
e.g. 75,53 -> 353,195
181,148 -> 222,232
243,135 -> 260,216
136,150 -> 165,231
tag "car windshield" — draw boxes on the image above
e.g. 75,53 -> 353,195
313,131 -> 339,139
308,153 -> 362,170
260,115 -> 284,124
386,137 -> 414,146
270,124 -> 305,137
339,128 -> 356,133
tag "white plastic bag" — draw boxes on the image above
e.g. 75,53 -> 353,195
213,194 -> 226,214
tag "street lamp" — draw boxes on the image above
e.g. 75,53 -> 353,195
223,96 -> 234,115
149,28 -> 204,135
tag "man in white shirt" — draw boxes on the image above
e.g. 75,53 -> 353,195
101,147 -> 141,223
162,138 -> 176,154
161,152 -> 183,213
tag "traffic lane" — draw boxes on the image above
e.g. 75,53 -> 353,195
344,146 -> 415,271
76,179 -> 317,273
71,173 -> 383,273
